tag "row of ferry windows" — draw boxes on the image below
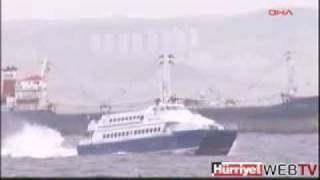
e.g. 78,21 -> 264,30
153,106 -> 183,111
102,127 -> 161,139
109,115 -> 144,123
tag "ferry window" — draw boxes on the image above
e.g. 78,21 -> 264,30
158,127 -> 161,132
134,130 -> 137,135
141,116 -> 144,120
122,132 -> 125,136
146,129 -> 149,133
126,131 -> 129,136
154,127 -> 157,132
150,128 -> 153,133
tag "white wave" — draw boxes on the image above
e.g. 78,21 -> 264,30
1,123 -> 77,158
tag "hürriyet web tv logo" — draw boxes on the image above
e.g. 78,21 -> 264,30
211,162 -> 319,177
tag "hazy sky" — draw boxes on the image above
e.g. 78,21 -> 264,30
2,0 -> 318,20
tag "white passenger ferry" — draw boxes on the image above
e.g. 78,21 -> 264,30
77,54 -> 237,155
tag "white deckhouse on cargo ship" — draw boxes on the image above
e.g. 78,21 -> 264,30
77,54 -> 237,155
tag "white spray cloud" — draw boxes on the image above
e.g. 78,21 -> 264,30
1,123 -> 77,158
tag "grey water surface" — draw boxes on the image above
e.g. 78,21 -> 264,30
1,133 -> 318,177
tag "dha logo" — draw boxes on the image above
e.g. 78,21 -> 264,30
268,9 -> 293,16
211,162 -> 319,177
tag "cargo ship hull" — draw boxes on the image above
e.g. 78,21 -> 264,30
2,96 -> 317,137
195,96 -> 318,133
1,97 -> 319,135
1,109 -> 102,137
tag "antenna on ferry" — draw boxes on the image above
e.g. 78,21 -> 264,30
40,56 -> 50,80
285,51 -> 297,97
281,50 -> 296,103
158,54 -> 175,103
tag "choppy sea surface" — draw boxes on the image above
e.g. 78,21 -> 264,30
1,125 -> 318,177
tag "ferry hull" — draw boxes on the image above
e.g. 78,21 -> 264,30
77,129 -> 237,156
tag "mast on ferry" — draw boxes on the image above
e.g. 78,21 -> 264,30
282,51 -> 297,103
158,54 -> 175,103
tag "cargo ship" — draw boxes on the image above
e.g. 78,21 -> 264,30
1,52 -> 317,137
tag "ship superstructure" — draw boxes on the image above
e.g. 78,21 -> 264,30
1,59 -> 51,111
1,59 -> 102,136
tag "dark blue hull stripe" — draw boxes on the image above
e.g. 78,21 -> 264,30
77,129 -> 237,155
